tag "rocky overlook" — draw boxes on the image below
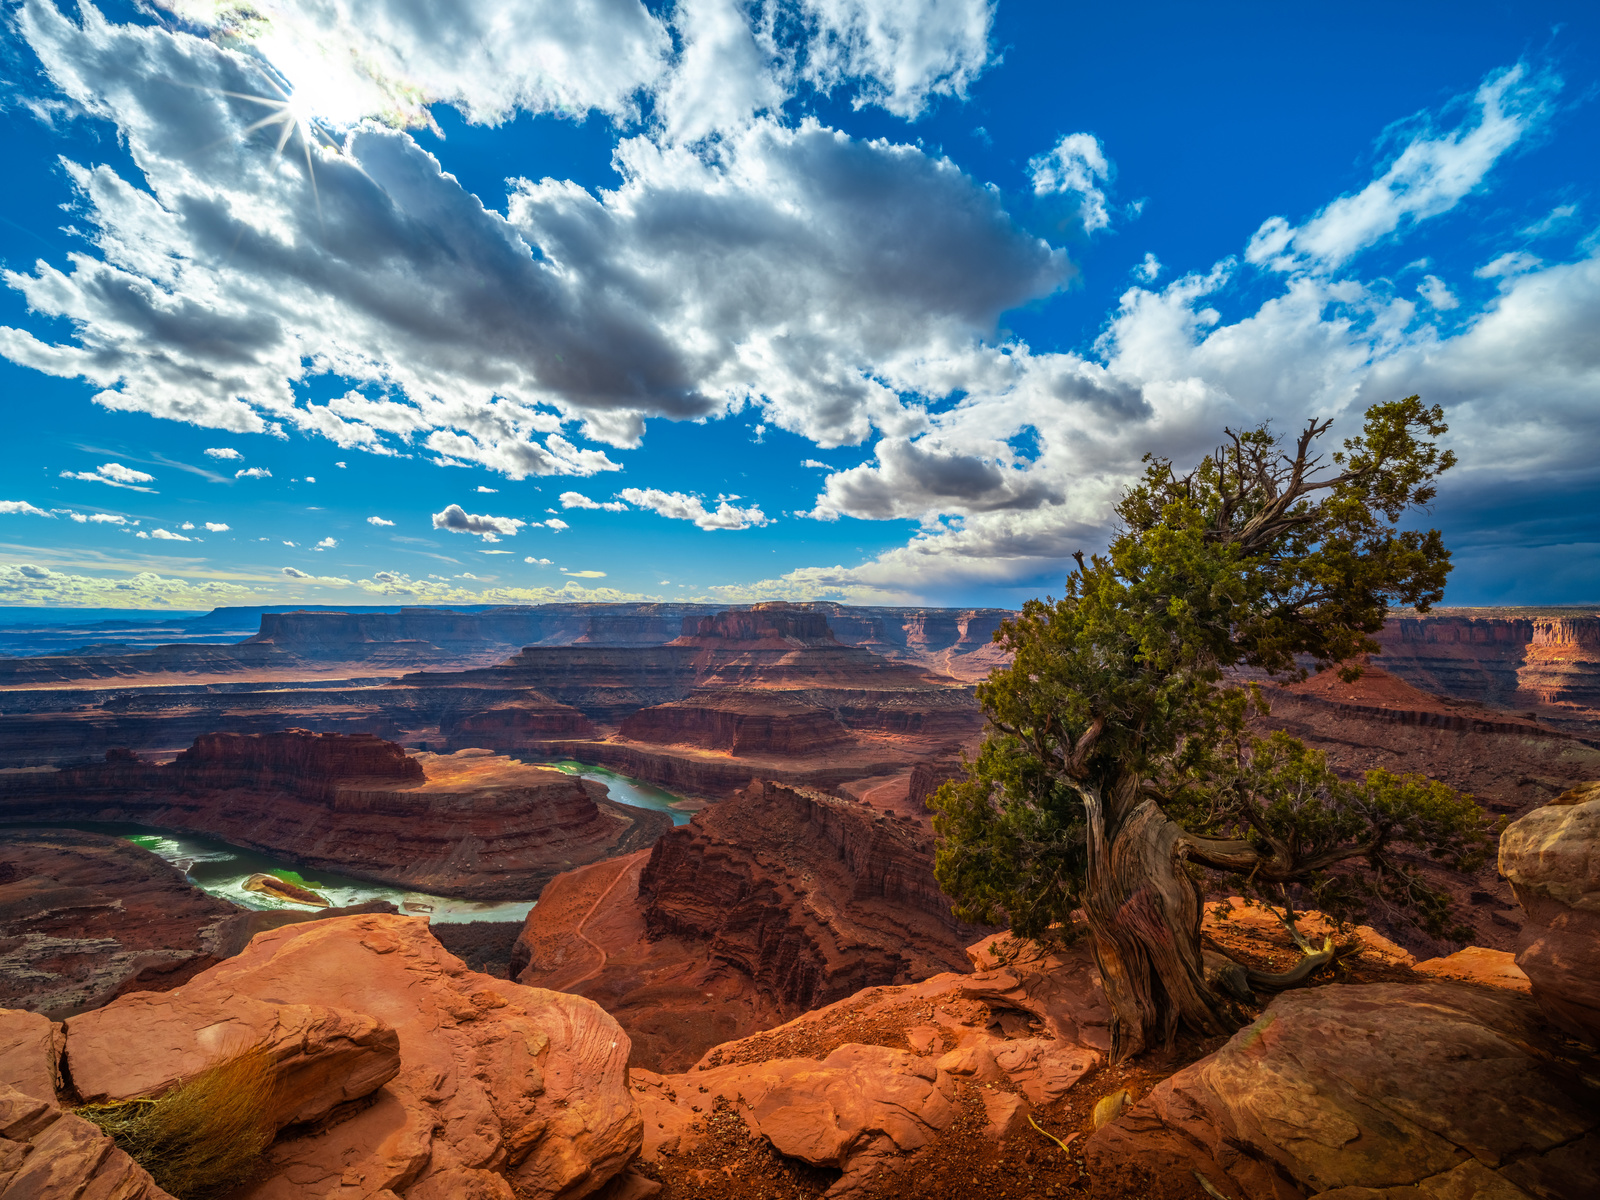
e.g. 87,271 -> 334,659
0,731 -> 669,899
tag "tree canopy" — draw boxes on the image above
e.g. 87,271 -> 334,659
930,397 -> 1491,1054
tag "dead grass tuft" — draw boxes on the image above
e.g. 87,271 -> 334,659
77,1046 -> 278,1199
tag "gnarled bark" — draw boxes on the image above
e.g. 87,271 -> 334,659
1081,784 -> 1233,1060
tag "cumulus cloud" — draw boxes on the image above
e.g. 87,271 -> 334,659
314,536 -> 339,550
3,5 -> 1060,474
204,447 -> 242,460
204,521 -> 229,531
559,491 -> 629,511
62,510 -> 131,524
619,487 -> 769,530
1,500 -> 53,517
1028,132 -> 1113,232
236,467 -> 272,480
60,462 -> 156,492
476,485 -> 498,493
525,556 -> 552,565
1245,64 -> 1554,274
1418,274 -> 1459,309
367,515 -> 395,526
431,504 -> 526,541
146,527 -> 191,541
544,518 -> 569,531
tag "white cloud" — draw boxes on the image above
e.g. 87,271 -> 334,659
1418,274 -> 1459,309
60,462 -> 156,492
801,458 -> 830,469
335,461 -> 347,468
304,475 -> 315,483
367,515 -> 396,526
158,0 -> 671,128
2,7 -> 1061,471
559,491 -> 629,511
179,522 -> 194,530
236,467 -> 272,480
561,568 -> 607,577
1,500 -> 53,517
544,518 -> 569,531
1475,251 -> 1542,279
1134,253 -> 1161,283
204,447 -> 242,460
1028,132 -> 1113,232
146,527 -> 191,541
476,485 -> 498,493
1519,203 -> 1577,238
314,536 -> 339,550
618,487 -> 769,530
525,556 -> 552,565
204,521 -> 229,531
1245,64 -> 1554,274
283,541 -> 297,547
57,509 -> 131,524
431,504 -> 526,540
0,561 -> 257,607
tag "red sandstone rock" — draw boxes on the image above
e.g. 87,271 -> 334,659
0,1009 -> 174,1200
66,991 -> 401,1132
81,914 -> 641,1200
617,690 -> 852,756
0,735 -> 671,900
637,781 -> 988,1013
1082,983 -> 1599,1200
1413,947 -> 1531,992
1499,782 -> 1600,1042
628,936 -> 1107,1195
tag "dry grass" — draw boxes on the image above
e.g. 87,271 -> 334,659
77,1046 -> 278,1199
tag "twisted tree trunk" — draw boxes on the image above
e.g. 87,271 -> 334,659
1081,780 -> 1234,1059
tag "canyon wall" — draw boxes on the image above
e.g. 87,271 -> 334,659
1374,609 -> 1600,738
638,780 -> 985,1012
0,731 -> 669,899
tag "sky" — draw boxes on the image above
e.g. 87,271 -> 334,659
0,0 -> 1596,612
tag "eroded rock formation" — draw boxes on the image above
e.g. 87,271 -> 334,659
0,732 -> 670,899
1082,982 -> 1598,1199
515,780 -> 990,1071
1499,779 -> 1600,1043
1,914 -> 643,1200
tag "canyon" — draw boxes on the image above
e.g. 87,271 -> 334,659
0,731 -> 669,900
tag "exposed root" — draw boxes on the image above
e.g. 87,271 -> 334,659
1027,1113 -> 1080,1152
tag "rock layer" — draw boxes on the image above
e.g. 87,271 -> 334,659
0,733 -> 671,900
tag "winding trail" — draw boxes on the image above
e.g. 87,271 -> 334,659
565,855 -> 644,990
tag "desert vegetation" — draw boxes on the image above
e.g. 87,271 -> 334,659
932,396 -> 1493,1058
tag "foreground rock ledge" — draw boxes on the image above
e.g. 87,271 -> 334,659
48,914 -> 643,1200
1083,982 -> 1599,1200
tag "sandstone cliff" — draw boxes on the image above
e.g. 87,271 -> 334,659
0,732 -> 670,900
513,779 -> 991,1072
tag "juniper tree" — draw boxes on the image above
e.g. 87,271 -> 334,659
930,397 -> 1490,1059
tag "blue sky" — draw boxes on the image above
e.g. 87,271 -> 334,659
0,0 -> 1596,611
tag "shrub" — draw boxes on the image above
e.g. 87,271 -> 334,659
77,1046 -> 278,1198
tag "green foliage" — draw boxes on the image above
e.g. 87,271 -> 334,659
930,398 -> 1488,944
77,1047 -> 277,1199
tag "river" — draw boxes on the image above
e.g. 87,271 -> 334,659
20,763 -> 694,923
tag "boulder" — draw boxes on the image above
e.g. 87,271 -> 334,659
0,1085 -> 174,1200
65,994 -> 401,1132
0,1008 -> 63,1103
1499,782 -> 1600,1041
0,1009 -> 174,1199
94,914 -> 641,1200
1083,982 -> 1599,1200
1413,947 -> 1531,993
